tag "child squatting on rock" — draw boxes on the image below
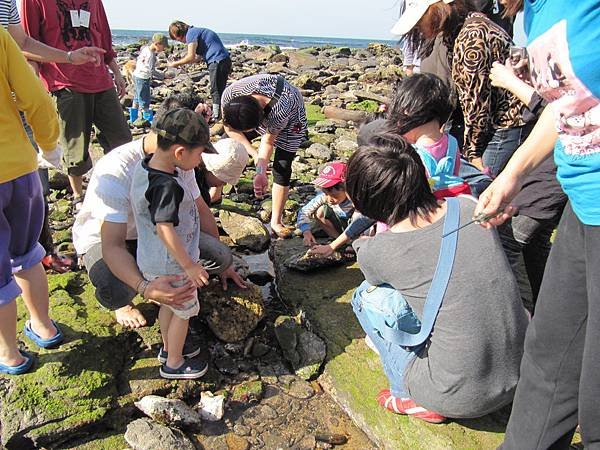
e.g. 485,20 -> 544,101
130,33 -> 169,126
296,162 -> 375,257
130,108 -> 217,379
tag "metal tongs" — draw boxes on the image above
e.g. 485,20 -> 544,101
442,211 -> 503,238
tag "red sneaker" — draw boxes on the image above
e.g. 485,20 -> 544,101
377,389 -> 446,424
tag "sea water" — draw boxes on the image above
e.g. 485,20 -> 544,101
112,29 -> 397,49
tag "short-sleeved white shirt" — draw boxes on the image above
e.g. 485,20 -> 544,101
73,139 -> 146,255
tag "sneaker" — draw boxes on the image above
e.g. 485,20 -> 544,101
157,338 -> 202,364
159,355 -> 209,380
377,389 -> 446,424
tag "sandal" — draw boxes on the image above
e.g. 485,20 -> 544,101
0,350 -> 34,375
41,254 -> 74,273
377,389 -> 446,424
24,320 -> 64,349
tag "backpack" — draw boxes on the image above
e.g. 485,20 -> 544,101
351,196 -> 460,350
415,135 -> 472,199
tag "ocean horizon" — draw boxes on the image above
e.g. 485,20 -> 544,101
113,29 -> 398,49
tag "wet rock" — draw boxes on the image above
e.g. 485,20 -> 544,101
284,249 -> 345,273
219,210 -> 270,252
274,316 -> 326,380
48,170 -> 69,190
198,391 -> 225,422
315,432 -> 348,445
124,418 -> 195,450
231,380 -> 264,403
283,378 -> 316,400
215,355 -> 239,375
305,143 -> 334,161
247,270 -> 274,285
134,395 -> 202,428
226,433 -> 250,450
201,281 -> 265,343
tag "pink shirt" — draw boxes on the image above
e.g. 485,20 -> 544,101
421,134 -> 461,176
21,0 -> 116,93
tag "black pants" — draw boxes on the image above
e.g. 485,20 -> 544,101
208,57 -> 232,111
501,203 -> 600,449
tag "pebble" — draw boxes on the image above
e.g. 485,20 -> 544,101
315,432 -> 348,445
285,379 -> 316,400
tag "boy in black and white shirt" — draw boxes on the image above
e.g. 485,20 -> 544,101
131,108 -> 215,379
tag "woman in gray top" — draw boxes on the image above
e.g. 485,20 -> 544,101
347,137 -> 528,423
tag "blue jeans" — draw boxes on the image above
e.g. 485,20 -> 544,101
133,76 -> 151,111
351,293 -> 419,397
458,158 -> 492,198
483,126 -> 525,178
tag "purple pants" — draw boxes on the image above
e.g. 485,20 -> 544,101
0,171 -> 45,305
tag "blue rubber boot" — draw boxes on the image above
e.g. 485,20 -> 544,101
142,110 -> 154,124
129,107 -> 139,123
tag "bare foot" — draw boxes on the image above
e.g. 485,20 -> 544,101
115,305 -> 147,329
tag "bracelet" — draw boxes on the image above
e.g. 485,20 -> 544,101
136,278 -> 149,298
66,51 -> 73,63
256,165 -> 265,175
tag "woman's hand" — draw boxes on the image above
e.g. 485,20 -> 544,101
308,244 -> 334,257
253,171 -> 269,198
473,168 -> 523,229
490,61 -> 519,91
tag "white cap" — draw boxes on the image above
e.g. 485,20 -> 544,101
390,0 -> 455,36
201,138 -> 249,185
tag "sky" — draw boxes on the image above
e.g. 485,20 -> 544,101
101,0 -> 403,40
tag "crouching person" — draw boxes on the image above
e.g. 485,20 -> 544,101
297,161 -> 374,257
347,137 -> 528,423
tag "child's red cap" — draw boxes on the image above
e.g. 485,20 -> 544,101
313,162 -> 347,188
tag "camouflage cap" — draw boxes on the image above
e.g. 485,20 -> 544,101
153,108 -> 216,153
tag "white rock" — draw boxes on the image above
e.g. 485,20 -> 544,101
197,391 -> 225,422
134,395 -> 202,427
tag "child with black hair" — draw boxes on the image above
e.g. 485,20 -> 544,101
347,137 -> 527,423
296,162 -> 374,257
386,73 -> 471,198
131,108 -> 215,379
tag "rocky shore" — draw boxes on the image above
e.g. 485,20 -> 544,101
0,42 -> 404,450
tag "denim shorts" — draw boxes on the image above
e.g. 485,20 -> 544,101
133,76 -> 151,111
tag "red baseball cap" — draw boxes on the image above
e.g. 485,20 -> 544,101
313,162 -> 347,188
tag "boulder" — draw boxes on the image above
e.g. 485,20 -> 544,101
200,281 -> 265,343
293,73 -> 323,92
322,106 -> 367,123
219,210 -> 270,252
284,248 -> 346,273
124,418 -> 195,450
134,395 -> 202,428
305,143 -> 334,161
274,315 -> 326,380
287,51 -> 321,70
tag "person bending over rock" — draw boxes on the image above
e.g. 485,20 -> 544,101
73,96 -> 246,330
222,74 -> 308,239
347,136 -> 528,423
168,21 -> 231,121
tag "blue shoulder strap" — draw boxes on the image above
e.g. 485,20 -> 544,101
377,197 -> 461,346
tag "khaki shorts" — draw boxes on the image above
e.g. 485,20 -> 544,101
143,273 -> 200,320
52,88 -> 131,176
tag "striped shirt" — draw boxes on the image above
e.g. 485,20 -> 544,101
0,0 -> 20,28
222,74 -> 308,153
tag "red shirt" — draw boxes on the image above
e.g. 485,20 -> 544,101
21,0 -> 116,93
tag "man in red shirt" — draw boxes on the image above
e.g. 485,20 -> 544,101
21,0 -> 131,207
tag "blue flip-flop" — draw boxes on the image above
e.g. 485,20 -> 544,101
24,320 -> 64,349
0,350 -> 33,375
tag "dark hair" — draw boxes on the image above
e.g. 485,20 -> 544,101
346,137 -> 438,226
169,21 -> 189,40
322,182 -> 346,192
159,93 -> 202,114
404,0 -> 474,57
388,73 -> 455,135
223,95 -> 264,131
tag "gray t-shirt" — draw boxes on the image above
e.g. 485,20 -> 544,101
354,197 -> 528,418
